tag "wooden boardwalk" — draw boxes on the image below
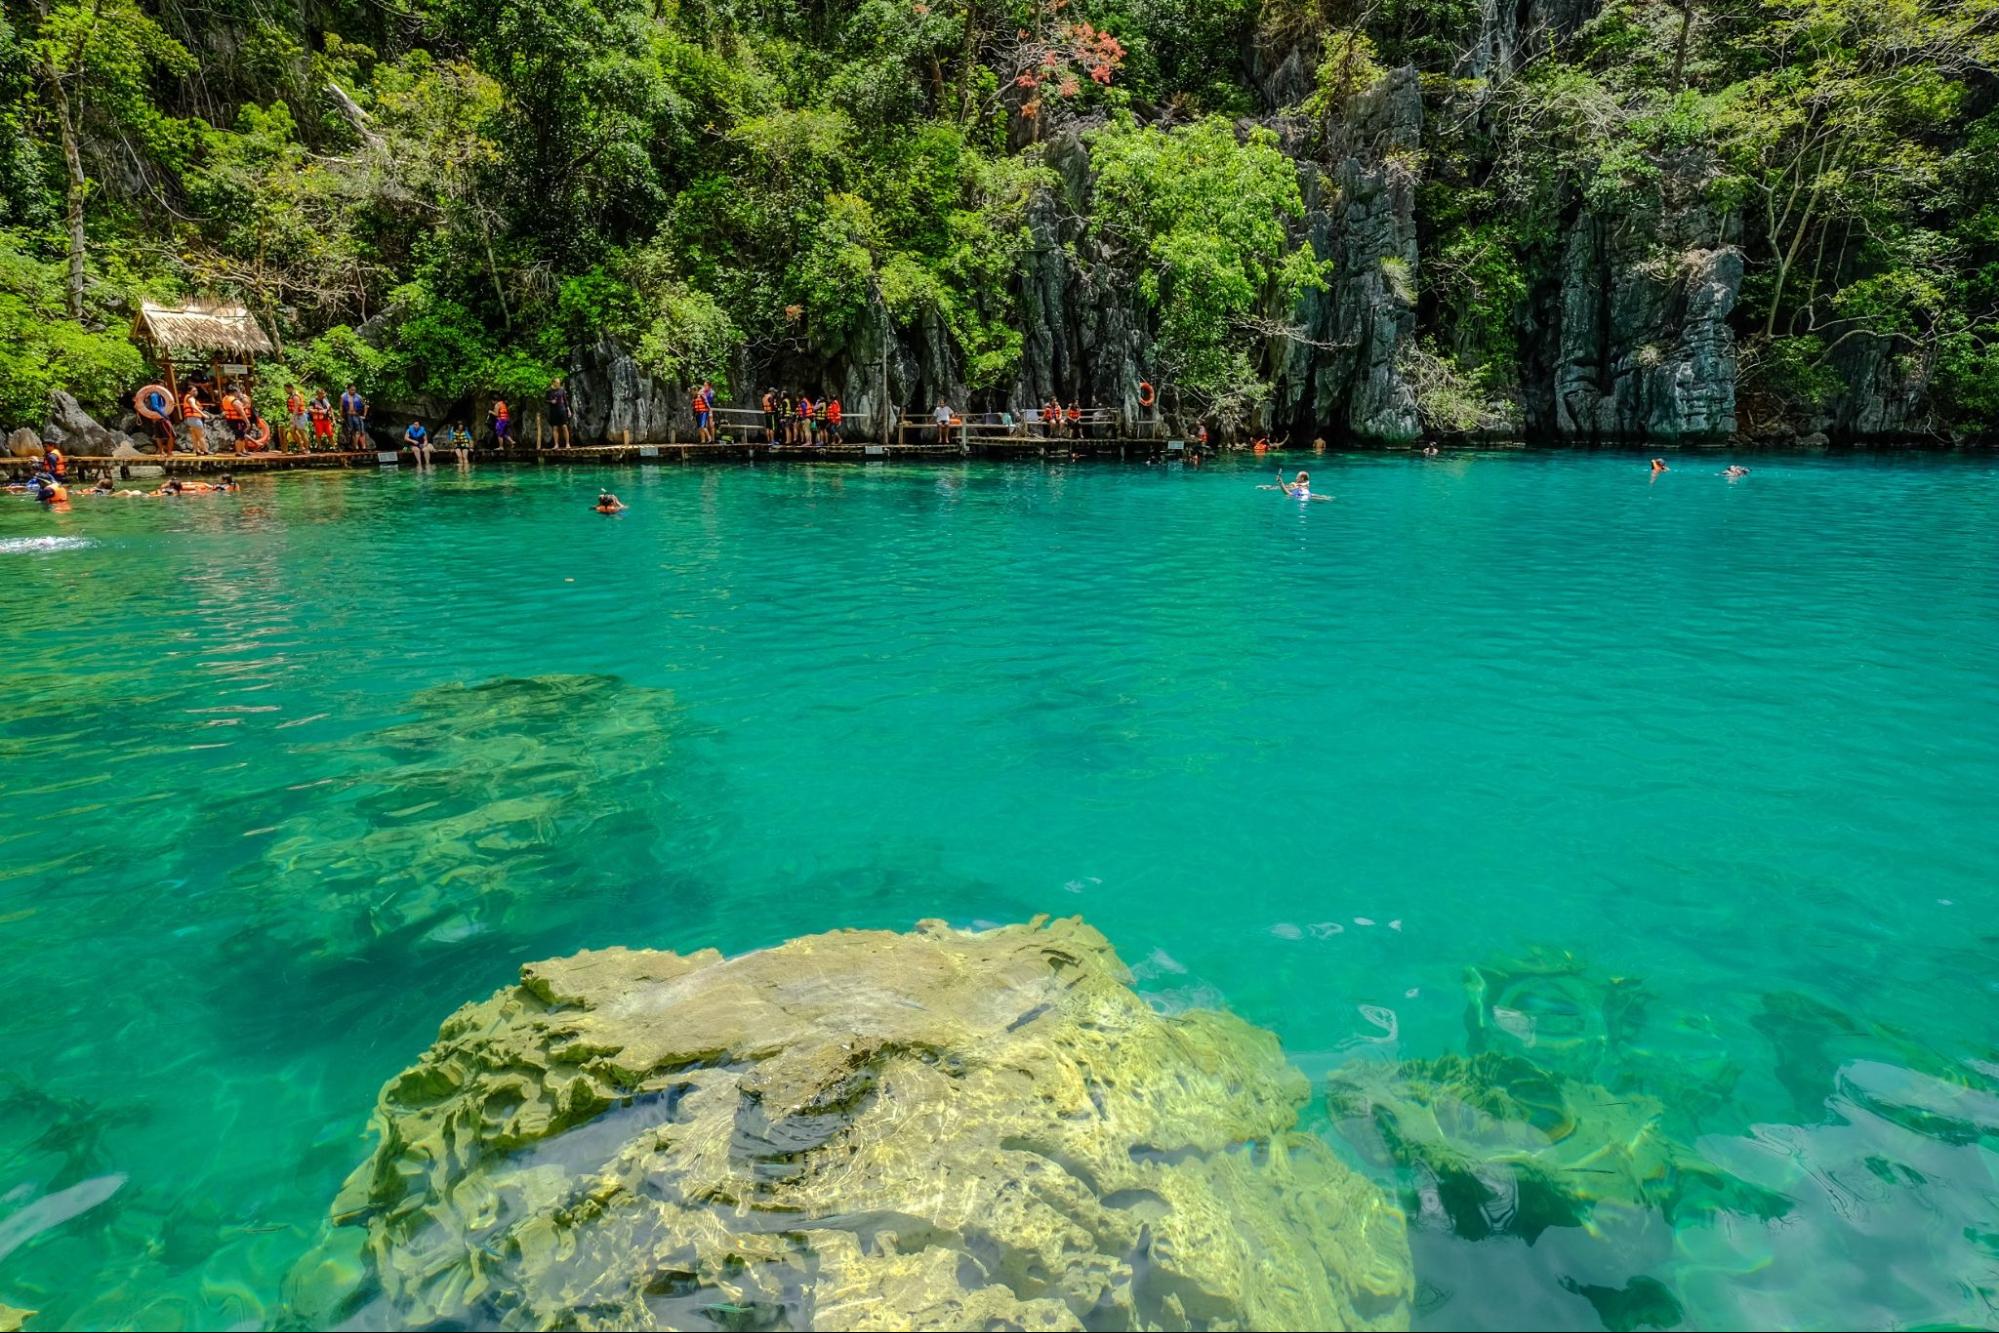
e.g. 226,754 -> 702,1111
15,435 -> 1198,477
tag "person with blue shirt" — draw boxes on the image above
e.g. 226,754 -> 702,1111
404,418 -> 432,468
340,384 -> 369,448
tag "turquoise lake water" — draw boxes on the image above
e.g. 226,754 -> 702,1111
1,451 -> 1996,1330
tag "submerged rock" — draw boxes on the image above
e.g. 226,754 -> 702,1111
1328,1050 -> 1783,1242
220,674 -> 703,963
303,918 -> 1413,1331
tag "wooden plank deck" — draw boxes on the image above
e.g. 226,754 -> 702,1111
15,435 -> 1196,477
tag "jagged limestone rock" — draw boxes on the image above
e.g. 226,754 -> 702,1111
307,918 -> 1413,1331
1270,67 -> 1423,443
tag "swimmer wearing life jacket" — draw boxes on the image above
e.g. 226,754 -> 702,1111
595,492 -> 626,514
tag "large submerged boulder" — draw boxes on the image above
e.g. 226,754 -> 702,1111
300,918 -> 1413,1331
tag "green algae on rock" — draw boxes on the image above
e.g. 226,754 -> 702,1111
301,917 -> 1412,1331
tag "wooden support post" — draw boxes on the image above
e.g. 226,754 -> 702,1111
537,417 -> 544,450
623,428 -> 631,449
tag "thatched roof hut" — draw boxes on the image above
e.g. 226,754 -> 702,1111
134,300 -> 275,360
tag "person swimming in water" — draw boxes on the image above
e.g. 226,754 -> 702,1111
1260,469 -> 1331,501
594,492 -> 625,513
1722,464 -> 1750,478
1651,458 -> 1669,474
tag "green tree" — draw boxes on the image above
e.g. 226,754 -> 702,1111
1088,114 -> 1324,421
21,0 -> 192,317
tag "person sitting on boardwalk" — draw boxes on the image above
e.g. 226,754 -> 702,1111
284,384 -> 307,451
694,380 -> 716,444
445,421 -> 473,465
1065,402 -> 1082,438
404,418 -> 432,467
182,386 -> 211,455
933,400 -> 955,444
546,378 -> 573,449
308,389 -> 334,450
340,384 -> 369,449
595,491 -> 625,513
825,396 -> 843,443
488,397 -> 511,446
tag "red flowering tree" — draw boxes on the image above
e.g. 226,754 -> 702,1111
986,0 -> 1126,130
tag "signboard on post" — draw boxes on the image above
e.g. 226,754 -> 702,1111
376,451 -> 399,466
638,446 -> 659,458
1167,439 -> 1185,452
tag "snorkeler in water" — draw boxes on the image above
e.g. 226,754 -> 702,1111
595,492 -> 626,513
1651,458 -> 1669,474
1722,464 -> 1750,478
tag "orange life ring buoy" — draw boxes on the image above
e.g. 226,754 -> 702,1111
1137,380 -> 1155,408
134,383 -> 172,421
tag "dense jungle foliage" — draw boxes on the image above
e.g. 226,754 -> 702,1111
2,0 -> 1995,435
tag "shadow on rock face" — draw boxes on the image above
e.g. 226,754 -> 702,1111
289,917 -> 1415,1331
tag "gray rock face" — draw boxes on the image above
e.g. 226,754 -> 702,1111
1270,67 -> 1423,442
568,338 -> 683,443
39,391 -> 132,453
1819,335 -> 1933,439
1532,148 -> 1741,442
1462,0 -> 1602,81
5,427 -> 41,457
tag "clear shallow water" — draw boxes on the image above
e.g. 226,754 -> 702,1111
0,452 -> 1995,1330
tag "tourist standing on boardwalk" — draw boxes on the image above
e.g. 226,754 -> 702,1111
220,383 -> 250,449
546,378 -> 573,449
761,387 -> 779,443
308,389 -> 334,449
694,380 -> 716,444
488,397 -> 511,446
340,384 -> 368,449
284,384 -> 307,451
182,385 -> 210,454
795,393 -> 814,446
825,396 -> 843,443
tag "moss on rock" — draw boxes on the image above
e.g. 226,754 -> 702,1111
301,917 -> 1412,1331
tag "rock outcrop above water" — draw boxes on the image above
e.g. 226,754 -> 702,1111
301,918 -> 1413,1331
37,392 -> 134,454
1270,67 -> 1423,443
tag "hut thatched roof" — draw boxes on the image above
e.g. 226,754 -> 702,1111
134,300 -> 275,360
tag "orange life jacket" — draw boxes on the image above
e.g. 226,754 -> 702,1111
222,393 -> 247,421
182,394 -> 206,419
827,402 -> 842,423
